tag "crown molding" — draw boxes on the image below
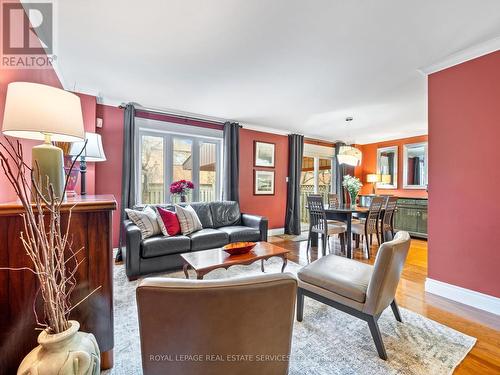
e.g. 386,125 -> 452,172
418,36 -> 500,75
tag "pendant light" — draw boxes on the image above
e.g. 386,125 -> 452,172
337,117 -> 362,167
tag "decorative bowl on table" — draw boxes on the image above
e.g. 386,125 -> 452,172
223,242 -> 257,255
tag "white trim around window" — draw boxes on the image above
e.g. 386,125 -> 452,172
135,117 -> 223,204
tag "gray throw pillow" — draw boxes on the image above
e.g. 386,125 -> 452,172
175,204 -> 203,235
125,206 -> 161,239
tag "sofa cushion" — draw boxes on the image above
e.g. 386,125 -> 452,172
156,207 -> 181,236
298,255 -> 373,303
188,229 -> 229,251
126,206 -> 162,239
210,201 -> 241,228
218,226 -> 261,242
141,235 -> 191,258
189,203 -> 214,228
175,205 -> 203,235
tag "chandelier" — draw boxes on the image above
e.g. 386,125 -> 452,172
337,145 -> 362,167
337,116 -> 362,167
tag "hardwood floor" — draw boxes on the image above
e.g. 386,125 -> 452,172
268,235 -> 500,374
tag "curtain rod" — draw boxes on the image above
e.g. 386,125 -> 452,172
119,103 -> 242,127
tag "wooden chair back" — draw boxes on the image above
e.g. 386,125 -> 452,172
307,194 -> 327,234
328,193 -> 340,207
382,196 -> 398,231
365,196 -> 384,234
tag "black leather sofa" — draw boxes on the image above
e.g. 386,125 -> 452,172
124,201 -> 268,280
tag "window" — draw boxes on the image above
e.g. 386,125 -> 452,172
136,118 -> 222,204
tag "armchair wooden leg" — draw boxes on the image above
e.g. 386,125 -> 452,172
297,288 -> 304,322
390,300 -> 402,322
367,316 -> 387,360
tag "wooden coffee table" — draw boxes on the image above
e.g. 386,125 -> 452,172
181,242 -> 290,280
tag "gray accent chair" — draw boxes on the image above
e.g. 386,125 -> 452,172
136,273 -> 297,375
296,231 -> 411,360
124,201 -> 268,280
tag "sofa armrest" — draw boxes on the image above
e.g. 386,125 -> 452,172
241,213 -> 268,242
124,219 -> 142,280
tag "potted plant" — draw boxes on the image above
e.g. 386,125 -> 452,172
0,137 -> 100,375
170,179 -> 194,203
342,175 -> 363,207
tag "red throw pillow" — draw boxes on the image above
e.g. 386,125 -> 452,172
156,207 -> 181,236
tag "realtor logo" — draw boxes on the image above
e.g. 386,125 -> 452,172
1,1 -> 55,68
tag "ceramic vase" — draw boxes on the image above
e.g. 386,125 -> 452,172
180,195 -> 187,203
18,320 -> 100,375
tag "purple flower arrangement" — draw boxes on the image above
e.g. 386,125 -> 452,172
169,179 -> 194,196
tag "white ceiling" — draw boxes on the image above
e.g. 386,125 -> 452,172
41,0 -> 500,143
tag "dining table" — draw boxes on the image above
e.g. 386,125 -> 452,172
309,204 -> 370,259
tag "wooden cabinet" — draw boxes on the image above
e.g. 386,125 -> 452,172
394,198 -> 428,238
0,195 -> 116,375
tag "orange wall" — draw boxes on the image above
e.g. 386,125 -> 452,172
238,129 -> 288,229
355,135 -> 428,198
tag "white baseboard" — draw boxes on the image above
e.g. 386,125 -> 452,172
268,227 -> 285,236
425,278 -> 500,316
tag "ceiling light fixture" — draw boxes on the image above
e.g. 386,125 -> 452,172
337,117 -> 362,167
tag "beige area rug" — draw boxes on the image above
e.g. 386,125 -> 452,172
103,257 -> 475,375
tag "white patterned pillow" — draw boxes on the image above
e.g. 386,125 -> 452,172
175,205 -> 203,235
125,206 -> 161,239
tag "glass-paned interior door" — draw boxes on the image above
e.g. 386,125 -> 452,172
141,135 -> 164,204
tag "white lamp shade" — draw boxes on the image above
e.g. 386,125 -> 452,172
69,132 -> 106,162
2,82 -> 85,142
366,173 -> 381,183
337,145 -> 362,167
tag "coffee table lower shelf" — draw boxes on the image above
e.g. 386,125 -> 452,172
181,242 -> 290,280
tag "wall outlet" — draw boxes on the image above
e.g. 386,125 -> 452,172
96,118 -> 103,128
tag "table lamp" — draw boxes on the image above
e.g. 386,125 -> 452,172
381,174 -> 392,184
2,82 -> 85,199
69,132 -> 106,195
366,173 -> 381,194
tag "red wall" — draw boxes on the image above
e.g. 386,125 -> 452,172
355,135 -> 428,198
428,51 -> 500,298
238,129 -> 288,229
95,104 -> 124,248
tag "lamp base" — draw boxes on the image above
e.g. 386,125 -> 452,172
32,144 -> 65,200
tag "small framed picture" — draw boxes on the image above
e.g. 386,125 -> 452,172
254,141 -> 275,167
254,170 -> 275,195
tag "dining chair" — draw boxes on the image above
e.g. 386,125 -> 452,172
306,194 -> 346,256
328,193 -> 340,207
381,196 -> 398,242
351,196 -> 385,258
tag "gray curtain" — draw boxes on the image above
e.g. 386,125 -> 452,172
334,142 -> 354,204
285,134 -> 304,235
222,122 -> 240,202
117,103 -> 136,261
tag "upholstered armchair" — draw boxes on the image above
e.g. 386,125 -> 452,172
296,231 -> 411,359
136,273 -> 297,375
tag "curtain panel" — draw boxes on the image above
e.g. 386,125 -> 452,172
222,122 -> 240,202
285,134 -> 304,235
117,103 -> 136,261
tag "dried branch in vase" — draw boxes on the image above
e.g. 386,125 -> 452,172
0,137 -> 98,334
